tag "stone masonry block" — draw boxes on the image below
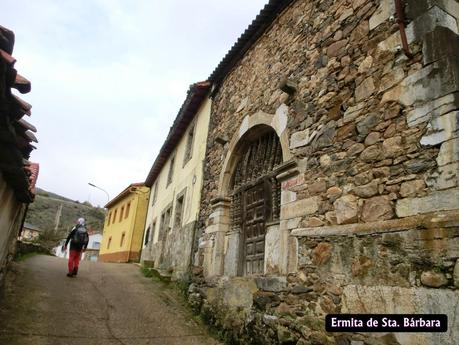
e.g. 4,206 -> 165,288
377,5 -> 458,53
342,285 -> 459,345
406,0 -> 459,22
369,0 -> 395,31
406,6 -> 458,42
334,195 -> 359,225
396,188 -> 459,217
280,197 -> 320,219
407,92 -> 459,127
427,162 -> 459,190
265,226 -> 281,274
255,276 -> 287,292
423,26 -> 459,65
437,138 -> 459,166
420,111 -> 459,146
223,232 -> 240,277
382,57 -> 459,106
454,260 -> 459,288
220,278 -> 258,309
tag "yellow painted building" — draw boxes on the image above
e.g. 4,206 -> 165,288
141,81 -> 211,279
99,183 -> 149,262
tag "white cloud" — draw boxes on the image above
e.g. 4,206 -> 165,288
1,0 -> 266,206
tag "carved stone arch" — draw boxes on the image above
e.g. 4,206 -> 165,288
230,128 -> 284,274
206,110 -> 295,278
218,111 -> 292,196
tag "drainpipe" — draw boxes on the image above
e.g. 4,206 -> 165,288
394,0 -> 412,58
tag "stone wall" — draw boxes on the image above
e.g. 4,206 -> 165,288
145,221 -> 197,281
291,210 -> 459,345
193,0 -> 459,344
16,241 -> 51,258
200,0 -> 459,239
190,210 -> 459,344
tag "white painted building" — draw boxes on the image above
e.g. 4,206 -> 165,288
53,233 -> 102,262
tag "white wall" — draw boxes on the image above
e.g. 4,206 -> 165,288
142,97 -> 211,250
53,233 -> 102,261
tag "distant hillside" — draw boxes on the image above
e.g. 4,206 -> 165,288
26,188 -> 106,239
35,187 -> 74,203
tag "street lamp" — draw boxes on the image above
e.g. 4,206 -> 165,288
88,182 -> 110,205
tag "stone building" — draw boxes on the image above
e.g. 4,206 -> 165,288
18,222 -> 41,242
189,1 -> 459,344
0,25 -> 39,289
141,81 -> 211,280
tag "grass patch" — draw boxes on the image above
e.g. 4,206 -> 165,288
15,252 -> 40,262
140,267 -> 170,283
140,267 -> 154,278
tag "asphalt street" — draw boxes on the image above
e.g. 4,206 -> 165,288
0,255 -> 220,345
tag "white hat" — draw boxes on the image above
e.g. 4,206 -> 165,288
77,218 -> 86,225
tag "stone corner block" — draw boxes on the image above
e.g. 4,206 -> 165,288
369,0 -> 395,31
280,196 -> 320,219
423,26 -> 459,65
396,188 -> 459,217
255,276 -> 288,292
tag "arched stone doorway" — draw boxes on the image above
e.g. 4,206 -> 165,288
230,128 -> 283,275
202,111 -> 299,278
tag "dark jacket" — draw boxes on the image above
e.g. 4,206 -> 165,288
65,225 -> 89,252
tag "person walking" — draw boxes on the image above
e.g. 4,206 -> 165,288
64,217 -> 89,277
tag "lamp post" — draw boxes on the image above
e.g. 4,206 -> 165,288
88,182 -> 110,205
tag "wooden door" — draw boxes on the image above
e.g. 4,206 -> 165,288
242,182 -> 266,275
231,129 -> 283,275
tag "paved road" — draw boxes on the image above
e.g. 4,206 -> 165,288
0,255 -> 220,345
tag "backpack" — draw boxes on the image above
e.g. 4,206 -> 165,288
72,225 -> 89,246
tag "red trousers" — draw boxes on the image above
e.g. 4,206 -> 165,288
68,250 -> 82,273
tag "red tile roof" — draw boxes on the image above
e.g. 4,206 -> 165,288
25,163 -> 39,195
17,118 -> 37,132
0,25 -> 15,54
0,25 -> 38,203
0,49 -> 16,65
13,73 -> 31,94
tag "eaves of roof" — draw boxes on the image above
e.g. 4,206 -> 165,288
0,25 -> 38,203
208,0 -> 295,89
104,182 -> 145,209
144,81 -> 211,187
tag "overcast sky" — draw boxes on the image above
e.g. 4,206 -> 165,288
1,0 -> 266,206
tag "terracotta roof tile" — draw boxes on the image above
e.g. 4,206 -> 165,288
11,94 -> 32,117
0,48 -> 16,65
24,162 -> 39,195
0,25 -> 38,203
0,25 -> 15,54
24,130 -> 38,143
13,73 -> 31,94
17,117 -> 37,132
